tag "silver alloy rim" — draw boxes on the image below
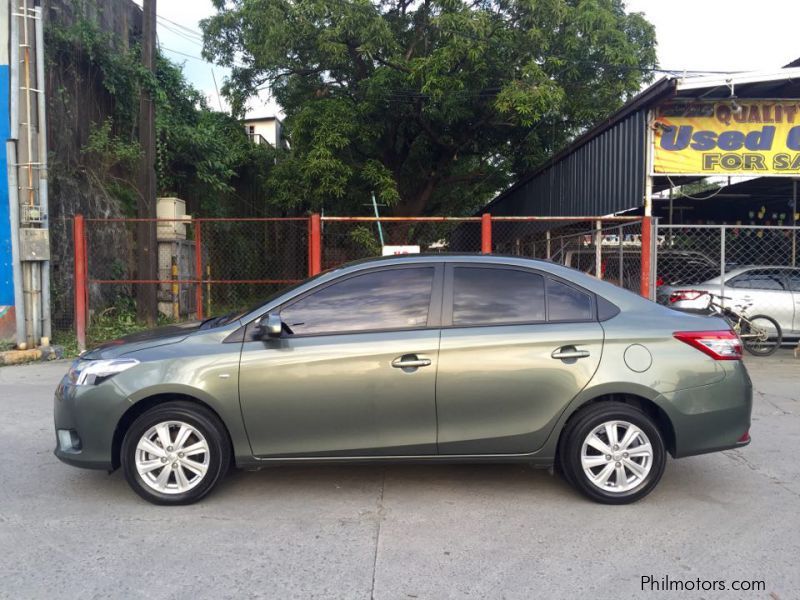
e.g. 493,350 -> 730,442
580,420 -> 653,493
135,420 -> 210,495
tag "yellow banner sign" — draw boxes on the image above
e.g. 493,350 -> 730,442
652,100 -> 800,175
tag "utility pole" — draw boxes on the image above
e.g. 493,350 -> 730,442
136,0 -> 158,325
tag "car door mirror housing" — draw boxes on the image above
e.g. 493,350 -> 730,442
258,313 -> 284,338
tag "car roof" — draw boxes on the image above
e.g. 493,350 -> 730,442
331,253 -> 652,303
724,265 -> 796,276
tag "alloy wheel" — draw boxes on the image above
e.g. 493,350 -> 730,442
135,420 -> 210,495
580,420 -> 653,493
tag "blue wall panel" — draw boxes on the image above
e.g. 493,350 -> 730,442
0,65 -> 12,306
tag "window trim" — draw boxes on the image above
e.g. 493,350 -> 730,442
441,263 -> 597,329
259,263 -> 445,338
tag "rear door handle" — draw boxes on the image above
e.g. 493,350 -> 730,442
551,347 -> 590,360
392,354 -> 432,369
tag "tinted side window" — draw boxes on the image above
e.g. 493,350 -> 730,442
281,267 -> 434,335
547,279 -> 593,321
728,270 -> 785,290
452,267 -> 545,326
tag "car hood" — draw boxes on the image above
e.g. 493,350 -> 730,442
81,321 -> 203,359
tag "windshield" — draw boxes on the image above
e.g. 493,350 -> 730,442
198,270 -> 332,329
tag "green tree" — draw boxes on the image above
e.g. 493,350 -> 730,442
153,54 -> 277,216
202,0 -> 657,216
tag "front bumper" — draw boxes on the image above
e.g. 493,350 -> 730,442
53,376 -> 124,470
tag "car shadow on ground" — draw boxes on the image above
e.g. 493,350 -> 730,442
64,455 -> 737,510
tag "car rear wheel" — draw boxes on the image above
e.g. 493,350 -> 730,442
121,402 -> 230,505
560,402 -> 666,504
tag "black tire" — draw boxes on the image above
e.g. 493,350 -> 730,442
121,401 -> 231,505
741,315 -> 782,357
559,402 -> 666,505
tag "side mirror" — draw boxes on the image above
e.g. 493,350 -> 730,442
258,313 -> 284,338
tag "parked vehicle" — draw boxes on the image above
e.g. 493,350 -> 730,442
655,253 -> 721,288
659,266 -> 800,339
55,255 -> 752,505
555,248 -> 717,292
702,292 -> 782,356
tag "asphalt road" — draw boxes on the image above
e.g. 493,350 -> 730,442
0,354 -> 798,600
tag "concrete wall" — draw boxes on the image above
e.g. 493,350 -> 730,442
44,0 -> 143,334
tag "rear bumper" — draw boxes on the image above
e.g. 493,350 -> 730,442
661,360 -> 753,458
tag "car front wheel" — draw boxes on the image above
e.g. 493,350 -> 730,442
561,402 -> 666,504
121,401 -> 231,505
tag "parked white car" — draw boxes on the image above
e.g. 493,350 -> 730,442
659,266 -> 800,337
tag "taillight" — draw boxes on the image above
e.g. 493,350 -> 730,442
673,330 -> 742,360
738,430 -> 751,443
656,276 -> 664,286
669,290 -> 707,303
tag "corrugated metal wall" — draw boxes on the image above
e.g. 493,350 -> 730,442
488,109 -> 647,217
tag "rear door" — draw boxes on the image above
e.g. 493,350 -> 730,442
435,264 -> 604,455
725,268 -> 794,333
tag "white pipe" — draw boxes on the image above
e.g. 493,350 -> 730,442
6,142 -> 26,347
35,6 -> 50,339
30,261 -> 41,344
9,0 -> 19,141
22,0 -> 34,217
22,262 -> 33,346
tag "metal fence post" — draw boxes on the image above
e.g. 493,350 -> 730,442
194,220 -> 203,320
650,218 -> 658,300
594,220 -> 602,280
639,216 -> 652,298
73,215 -> 87,352
618,224 -> 624,288
310,214 -> 322,275
171,256 -> 179,321
720,225 -> 726,305
481,213 -> 492,254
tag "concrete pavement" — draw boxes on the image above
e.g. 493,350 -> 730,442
0,355 -> 797,599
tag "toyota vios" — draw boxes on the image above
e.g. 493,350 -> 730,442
55,255 -> 752,505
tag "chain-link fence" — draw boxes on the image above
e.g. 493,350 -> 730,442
489,218 -> 645,294
55,217 -> 308,346
655,223 -> 800,341
321,217 -> 483,269
55,214 -> 649,350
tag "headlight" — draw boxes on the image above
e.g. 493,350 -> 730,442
68,358 -> 140,386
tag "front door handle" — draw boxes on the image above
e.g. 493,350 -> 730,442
551,347 -> 590,360
392,354 -> 432,369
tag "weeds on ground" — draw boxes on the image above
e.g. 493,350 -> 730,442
55,297 -> 176,358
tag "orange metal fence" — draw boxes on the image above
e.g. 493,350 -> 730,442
65,214 -> 649,350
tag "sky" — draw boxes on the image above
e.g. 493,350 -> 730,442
141,0 -> 800,118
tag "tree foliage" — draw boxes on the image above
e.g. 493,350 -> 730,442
202,0 -> 657,215
47,12 -> 276,217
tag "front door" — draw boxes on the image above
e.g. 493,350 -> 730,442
239,264 -> 443,457
435,265 -> 603,455
786,269 -> 800,333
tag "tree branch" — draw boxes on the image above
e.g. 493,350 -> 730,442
374,54 -> 411,73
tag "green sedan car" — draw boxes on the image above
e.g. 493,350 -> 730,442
54,254 -> 752,505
